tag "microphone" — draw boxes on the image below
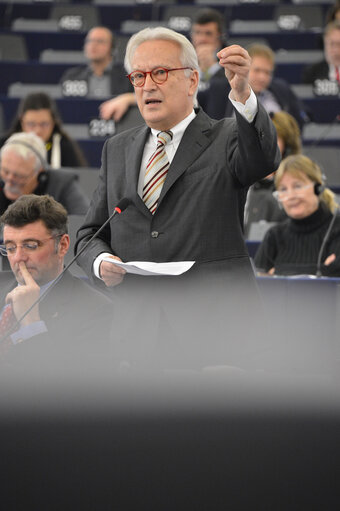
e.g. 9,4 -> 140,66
316,206 -> 339,278
0,197 -> 131,345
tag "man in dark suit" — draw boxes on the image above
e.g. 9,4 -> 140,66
0,194 -> 111,369
199,43 -> 309,129
302,20 -> 340,85
190,8 -> 228,93
0,132 -> 89,215
75,27 -> 280,283
73,27 -> 281,371
60,26 -> 133,99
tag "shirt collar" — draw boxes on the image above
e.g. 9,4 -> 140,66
150,109 -> 196,147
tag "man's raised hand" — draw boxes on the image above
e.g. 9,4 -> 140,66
217,44 -> 251,104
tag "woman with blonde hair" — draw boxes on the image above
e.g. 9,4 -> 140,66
254,154 -> 340,276
272,110 -> 302,158
244,111 -> 301,237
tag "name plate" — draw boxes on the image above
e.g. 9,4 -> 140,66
58,15 -> 83,32
62,80 -> 88,97
88,119 -> 116,138
277,15 -> 301,31
313,79 -> 339,97
168,17 -> 192,32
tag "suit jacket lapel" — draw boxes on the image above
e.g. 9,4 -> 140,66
158,110 -> 214,206
40,270 -> 75,322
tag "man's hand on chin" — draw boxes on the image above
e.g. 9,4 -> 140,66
6,262 -> 41,326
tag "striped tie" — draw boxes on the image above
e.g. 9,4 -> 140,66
143,130 -> 173,214
0,304 -> 17,337
0,304 -> 18,359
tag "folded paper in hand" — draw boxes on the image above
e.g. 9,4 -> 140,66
103,258 -> 195,276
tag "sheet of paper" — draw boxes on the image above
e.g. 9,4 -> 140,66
102,258 -> 195,276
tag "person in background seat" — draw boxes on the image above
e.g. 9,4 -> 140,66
255,154 -> 340,277
0,92 -> 87,168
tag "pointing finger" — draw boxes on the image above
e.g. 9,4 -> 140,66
18,261 -> 37,285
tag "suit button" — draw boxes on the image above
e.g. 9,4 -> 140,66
151,231 -> 159,238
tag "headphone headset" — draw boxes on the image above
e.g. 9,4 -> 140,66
314,172 -> 327,196
274,174 -> 326,209
0,138 -> 50,191
1,139 -> 50,172
314,182 -> 325,196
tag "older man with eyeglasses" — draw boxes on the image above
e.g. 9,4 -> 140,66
72,26 -> 282,372
76,26 -> 280,286
0,131 -> 89,216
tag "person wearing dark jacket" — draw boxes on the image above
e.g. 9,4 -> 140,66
0,132 -> 89,215
60,26 -> 133,99
255,154 -> 340,277
0,194 -> 112,370
199,43 -> 310,129
190,8 -> 228,92
302,20 -> 340,85
0,92 -> 87,168
244,111 -> 302,237
74,26 -> 281,372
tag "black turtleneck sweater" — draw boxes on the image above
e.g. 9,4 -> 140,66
254,203 -> 340,277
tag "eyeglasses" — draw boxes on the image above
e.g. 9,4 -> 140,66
273,182 -> 313,202
22,121 -> 52,130
325,40 -> 340,49
0,168 -> 35,184
126,67 -> 193,87
85,38 -> 109,45
0,234 -> 64,257
191,27 -> 219,38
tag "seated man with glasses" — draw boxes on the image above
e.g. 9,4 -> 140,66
0,194 -> 112,368
255,154 -> 340,277
0,131 -> 89,216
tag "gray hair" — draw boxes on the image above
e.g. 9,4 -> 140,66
124,26 -> 199,101
1,132 -> 47,173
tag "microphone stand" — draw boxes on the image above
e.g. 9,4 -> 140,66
0,198 -> 131,345
316,206 -> 339,278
